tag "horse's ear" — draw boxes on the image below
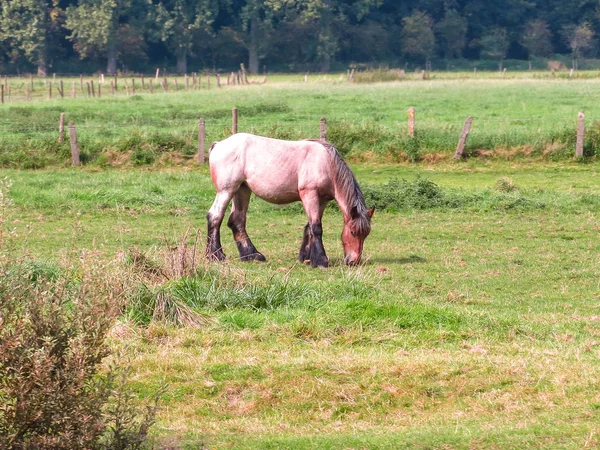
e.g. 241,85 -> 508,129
367,208 -> 375,218
350,206 -> 359,219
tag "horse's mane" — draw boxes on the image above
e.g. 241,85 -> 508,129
316,140 -> 371,235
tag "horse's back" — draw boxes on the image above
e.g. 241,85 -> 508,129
210,133 -> 333,204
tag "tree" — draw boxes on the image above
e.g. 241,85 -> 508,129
151,0 -> 217,74
561,22 -> 594,69
401,10 -> 435,67
0,0 -> 62,76
65,0 -> 146,75
436,9 -> 467,59
521,19 -> 553,59
297,0 -> 381,72
479,26 -> 509,70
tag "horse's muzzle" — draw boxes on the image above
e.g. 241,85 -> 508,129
344,255 -> 360,266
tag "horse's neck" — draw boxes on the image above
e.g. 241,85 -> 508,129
333,182 -> 354,222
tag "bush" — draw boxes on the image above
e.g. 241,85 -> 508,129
0,264 -> 160,450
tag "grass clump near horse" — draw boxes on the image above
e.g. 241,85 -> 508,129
206,133 -> 374,268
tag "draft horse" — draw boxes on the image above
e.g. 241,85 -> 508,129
206,133 -> 374,267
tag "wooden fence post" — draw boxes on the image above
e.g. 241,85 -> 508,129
408,107 -> 415,136
141,74 -> 145,89
454,116 -> 472,159
68,121 -> 80,166
502,68 -> 507,79
232,107 -> 238,134
185,74 -> 189,91
163,77 -> 168,92
98,83 -> 101,98
59,80 -> 64,98
1,85 -> 3,104
320,116 -> 327,140
91,80 -> 96,97
132,79 -> 135,94
58,113 -> 65,143
576,111 -> 585,158
86,82 -> 91,98
48,83 -> 52,100
110,80 -> 115,95
174,78 -> 178,91
80,74 -> 83,92
30,75 -> 34,91
216,73 -> 221,88
197,118 -> 206,164
155,68 -> 160,82
114,75 -> 118,91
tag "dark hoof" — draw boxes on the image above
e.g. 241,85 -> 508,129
310,258 -> 329,268
241,252 -> 266,262
207,249 -> 226,261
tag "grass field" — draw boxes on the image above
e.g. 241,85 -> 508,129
2,74 -> 600,448
3,158 -> 600,448
2,72 -> 600,168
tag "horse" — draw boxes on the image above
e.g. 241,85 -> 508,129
206,133 -> 374,268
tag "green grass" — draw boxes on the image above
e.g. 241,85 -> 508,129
3,73 -> 600,167
3,159 -> 600,448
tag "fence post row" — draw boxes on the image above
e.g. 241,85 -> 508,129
58,113 -> 65,144
320,117 -> 327,141
408,107 -> 415,136
68,121 -> 80,167
232,107 -> 238,134
454,116 -> 473,159
576,111 -> 585,158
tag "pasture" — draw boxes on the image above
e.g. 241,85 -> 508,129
2,75 -> 600,448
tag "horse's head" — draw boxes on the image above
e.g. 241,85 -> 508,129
341,206 -> 374,266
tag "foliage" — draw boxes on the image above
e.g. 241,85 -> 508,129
0,261 -> 161,449
400,11 -> 435,64
479,27 -> 509,68
3,0 -> 600,72
521,19 -> 553,58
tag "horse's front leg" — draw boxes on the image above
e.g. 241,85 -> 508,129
299,190 -> 329,268
206,190 -> 234,260
298,223 -> 310,263
227,184 -> 266,262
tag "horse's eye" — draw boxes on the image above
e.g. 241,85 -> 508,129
351,230 -> 357,237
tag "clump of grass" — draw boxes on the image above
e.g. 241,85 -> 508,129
363,176 -> 451,211
495,177 -> 519,193
362,177 -> 549,212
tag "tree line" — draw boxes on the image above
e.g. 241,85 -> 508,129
0,0 -> 598,76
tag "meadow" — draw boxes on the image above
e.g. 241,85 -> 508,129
2,73 -> 600,448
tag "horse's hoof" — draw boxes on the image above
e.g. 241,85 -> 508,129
207,250 -> 226,261
241,252 -> 266,262
311,258 -> 329,269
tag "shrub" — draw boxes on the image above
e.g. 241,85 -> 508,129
0,264 -> 160,450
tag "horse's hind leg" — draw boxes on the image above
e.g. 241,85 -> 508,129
227,183 -> 266,262
206,190 -> 234,260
